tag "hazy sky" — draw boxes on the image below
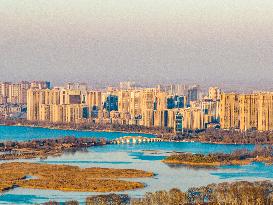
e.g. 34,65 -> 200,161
0,0 -> 273,86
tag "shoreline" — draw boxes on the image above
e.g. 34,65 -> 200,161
0,123 -> 158,137
0,123 -> 271,145
163,155 -> 272,167
162,159 -> 253,167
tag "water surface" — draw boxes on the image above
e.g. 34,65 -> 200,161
0,125 -> 271,205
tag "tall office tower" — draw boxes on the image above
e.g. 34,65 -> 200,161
187,85 -> 200,106
119,81 -> 135,90
208,87 -> 221,101
239,94 -> 259,131
258,93 -> 273,131
220,93 -> 240,129
140,89 -> 155,127
118,90 -> 131,113
27,89 -> 42,121
31,81 -> 50,89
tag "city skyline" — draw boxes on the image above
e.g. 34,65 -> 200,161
0,0 -> 273,87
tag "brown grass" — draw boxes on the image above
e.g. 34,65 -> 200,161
0,162 -> 154,192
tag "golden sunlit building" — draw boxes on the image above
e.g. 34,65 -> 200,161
182,108 -> 204,130
27,88 -> 87,123
257,93 -> 273,131
239,94 -> 259,131
220,92 -> 273,131
118,90 -> 131,113
27,89 -> 42,121
87,91 -> 102,110
220,93 -> 239,129
140,89 -> 155,127
129,90 -> 141,120
208,87 -> 221,101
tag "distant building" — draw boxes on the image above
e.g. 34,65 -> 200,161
119,81 -> 135,90
208,87 -> 221,101
220,93 -> 240,129
187,85 -> 200,106
31,81 -> 50,89
220,92 -> 273,131
27,88 -> 88,123
103,95 -> 118,112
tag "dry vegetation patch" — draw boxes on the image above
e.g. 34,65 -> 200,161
0,162 -> 154,192
163,146 -> 273,167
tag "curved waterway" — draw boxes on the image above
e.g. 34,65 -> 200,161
0,125 -> 272,205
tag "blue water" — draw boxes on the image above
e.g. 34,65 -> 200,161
0,125 -> 271,205
0,125 -> 155,141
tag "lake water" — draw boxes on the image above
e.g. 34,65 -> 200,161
0,125 -> 272,205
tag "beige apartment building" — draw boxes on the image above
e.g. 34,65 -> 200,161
87,91 -> 102,110
239,94 -> 259,131
27,88 -> 87,123
257,93 -> 273,131
0,81 -> 30,104
140,89 -> 155,127
220,93 -> 240,129
220,92 -> 273,131
208,87 -> 221,101
181,107 -> 204,130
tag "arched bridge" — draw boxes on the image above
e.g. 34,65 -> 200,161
112,136 -> 163,144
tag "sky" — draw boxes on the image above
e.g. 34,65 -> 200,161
0,0 -> 273,87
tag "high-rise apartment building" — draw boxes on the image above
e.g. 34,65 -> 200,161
220,93 -> 240,129
182,108 -> 204,130
27,88 -> 87,123
129,90 -> 141,120
220,92 -> 273,131
201,99 -> 220,128
31,81 -> 50,89
118,90 -> 131,113
140,89 -> 155,127
87,91 -> 102,112
208,87 -> 221,101
239,94 -> 259,131
257,93 -> 273,131
187,85 -> 200,106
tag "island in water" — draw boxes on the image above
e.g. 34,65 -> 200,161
163,146 -> 273,166
0,136 -> 108,160
0,162 -> 154,193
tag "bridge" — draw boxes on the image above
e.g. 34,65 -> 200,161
112,136 -> 163,144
